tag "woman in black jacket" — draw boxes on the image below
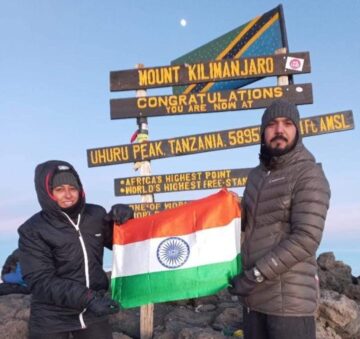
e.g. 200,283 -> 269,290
18,160 -> 133,339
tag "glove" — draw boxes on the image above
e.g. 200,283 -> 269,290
228,269 -> 258,297
86,293 -> 120,317
105,204 -> 134,225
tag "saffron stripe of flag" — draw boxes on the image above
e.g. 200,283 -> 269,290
111,189 -> 241,308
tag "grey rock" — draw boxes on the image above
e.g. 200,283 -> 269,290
195,304 -> 217,313
317,252 -> 337,270
164,307 -> 216,333
153,329 -> 177,339
316,317 -> 342,339
2,251 -> 360,339
112,332 -> 134,339
318,252 -> 354,295
178,327 -> 226,339
109,307 -> 140,338
344,284 -> 360,302
318,252 -> 360,303
318,289 -> 360,338
192,296 -> 219,307
0,320 -> 29,339
212,307 -> 242,332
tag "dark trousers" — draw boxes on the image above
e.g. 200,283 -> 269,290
28,319 -> 113,339
243,309 -> 316,339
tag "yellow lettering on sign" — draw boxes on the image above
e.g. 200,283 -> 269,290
188,104 -> 206,112
89,147 -> 129,165
236,87 -> 283,101
202,57 -> 274,80
205,170 -> 231,180
164,202 -> 188,209
132,141 -> 164,161
187,64 -> 197,82
164,172 -> 202,184
224,177 -> 248,187
240,58 -> 274,76
132,203 -> 161,212
241,100 -> 253,108
229,91 -> 238,102
138,66 -> 180,86
300,119 -> 319,135
137,85 -> 285,115
134,211 -> 151,218
167,133 -> 225,155
222,62 -> 231,78
129,203 -> 162,217
334,113 -> 351,129
164,181 -> 193,192
228,127 -> 260,146
320,113 -> 351,132
213,101 -> 236,111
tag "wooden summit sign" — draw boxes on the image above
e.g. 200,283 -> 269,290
129,201 -> 190,218
110,52 -> 310,91
129,196 -> 245,218
87,110 -> 354,167
110,83 -> 313,119
114,168 -> 251,196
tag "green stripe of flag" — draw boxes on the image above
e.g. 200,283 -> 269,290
111,254 -> 242,308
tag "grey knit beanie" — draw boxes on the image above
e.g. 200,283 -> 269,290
52,171 -> 80,190
260,99 -> 300,136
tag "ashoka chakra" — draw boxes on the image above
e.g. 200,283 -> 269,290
157,237 -> 190,268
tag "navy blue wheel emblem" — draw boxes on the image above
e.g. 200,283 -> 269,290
157,237 -> 190,268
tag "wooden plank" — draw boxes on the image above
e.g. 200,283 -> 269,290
110,83 -> 313,119
114,168 -> 251,196
129,200 -> 191,218
129,195 -> 242,218
110,52 -> 310,91
276,47 -> 290,86
87,110 -> 354,167
140,303 -> 153,339
132,65 -> 155,339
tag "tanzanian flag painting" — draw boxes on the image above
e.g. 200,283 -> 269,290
111,189 -> 241,308
171,5 -> 288,94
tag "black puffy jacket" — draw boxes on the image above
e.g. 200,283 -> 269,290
18,160 -> 113,333
241,142 -> 331,316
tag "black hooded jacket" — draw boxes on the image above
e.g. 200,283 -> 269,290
18,160 -> 113,333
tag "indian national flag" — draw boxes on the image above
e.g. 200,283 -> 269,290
111,189 -> 241,308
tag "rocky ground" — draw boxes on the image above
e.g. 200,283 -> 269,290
1,252 -> 359,339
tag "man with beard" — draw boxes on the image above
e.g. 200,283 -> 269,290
229,99 -> 331,339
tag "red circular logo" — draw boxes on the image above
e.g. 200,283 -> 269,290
290,59 -> 301,69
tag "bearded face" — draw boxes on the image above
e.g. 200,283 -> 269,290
264,117 -> 297,156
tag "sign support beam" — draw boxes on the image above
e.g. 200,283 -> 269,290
135,64 -> 155,339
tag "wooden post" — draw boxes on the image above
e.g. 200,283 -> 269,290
135,64 -> 154,339
275,47 -> 290,86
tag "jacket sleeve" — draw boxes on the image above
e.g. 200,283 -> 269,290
18,225 -> 90,310
103,218 -> 114,250
255,165 -> 331,280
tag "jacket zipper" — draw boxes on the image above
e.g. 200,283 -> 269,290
62,212 -> 89,329
245,170 -> 271,265
244,170 -> 271,307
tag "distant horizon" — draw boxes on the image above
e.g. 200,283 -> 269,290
1,235 -> 359,278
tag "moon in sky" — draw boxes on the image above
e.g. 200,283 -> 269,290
180,19 -> 187,27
